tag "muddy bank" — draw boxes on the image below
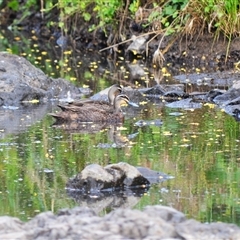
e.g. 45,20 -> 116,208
1,12 -> 240,72
1,205 -> 240,239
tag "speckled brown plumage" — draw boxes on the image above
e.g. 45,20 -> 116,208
49,94 -> 129,123
64,84 -> 122,111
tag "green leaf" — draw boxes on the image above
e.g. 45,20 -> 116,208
83,13 -> 91,22
8,0 -> 19,11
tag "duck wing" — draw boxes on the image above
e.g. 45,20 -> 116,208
69,99 -> 108,106
58,100 -> 111,112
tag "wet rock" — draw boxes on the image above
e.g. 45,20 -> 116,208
223,96 -> 240,117
205,89 -> 225,102
136,167 -> 173,184
213,88 -> 240,105
227,96 -> 240,106
174,71 -> 239,87
140,84 -> 187,102
105,162 -> 150,187
166,98 -> 202,109
232,109 -> 240,121
66,163 -> 172,213
209,80 -> 240,117
66,164 -> 173,212
163,90 -> 189,99
0,52 -> 81,106
66,162 -> 151,194
212,80 -> 240,105
142,85 -> 166,96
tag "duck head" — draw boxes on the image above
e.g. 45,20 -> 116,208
113,94 -> 129,112
108,84 -> 123,105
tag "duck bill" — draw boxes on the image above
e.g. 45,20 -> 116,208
128,101 -> 139,107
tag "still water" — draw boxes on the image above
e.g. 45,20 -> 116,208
0,29 -> 240,224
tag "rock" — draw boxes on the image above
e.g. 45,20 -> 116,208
143,205 -> 186,224
176,219 -> 240,240
142,85 -> 166,96
213,88 -> 240,105
66,162 -> 173,194
24,211 -> 56,230
126,35 -> 148,55
66,163 -> 173,212
0,216 -> 23,233
136,166 -> 173,184
139,84 -> 187,102
104,208 -> 176,239
232,108 -> 240,121
212,80 -> 240,105
163,90 -> 189,99
205,89 -> 225,102
166,98 -> 202,109
208,80 -> 240,117
0,205 -> 239,239
174,71 -> 239,86
66,162 -> 152,194
105,162 -> 150,187
0,52 -> 81,106
57,207 -> 96,217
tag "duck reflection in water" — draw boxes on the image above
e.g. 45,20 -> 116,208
51,122 -> 135,148
108,125 -> 129,146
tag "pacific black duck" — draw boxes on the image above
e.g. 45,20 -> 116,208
49,94 -> 129,123
62,84 -> 123,111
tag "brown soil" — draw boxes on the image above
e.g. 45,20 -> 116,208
1,5 -> 240,72
160,33 -> 240,70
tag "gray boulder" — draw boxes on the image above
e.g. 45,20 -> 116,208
0,205 -> 240,239
0,52 -> 80,106
66,162 -> 153,194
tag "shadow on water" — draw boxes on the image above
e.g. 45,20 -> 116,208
1,29 -> 240,225
0,104 -> 53,138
